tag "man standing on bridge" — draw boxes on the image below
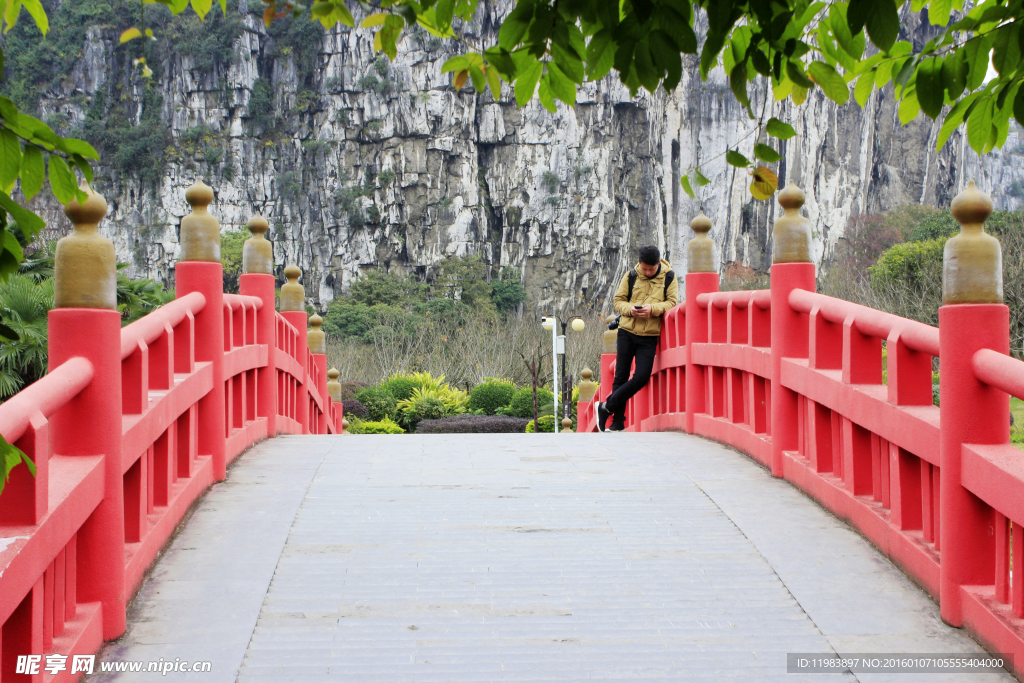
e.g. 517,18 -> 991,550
597,245 -> 679,432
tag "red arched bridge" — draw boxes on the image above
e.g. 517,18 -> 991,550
1,181 -> 1023,681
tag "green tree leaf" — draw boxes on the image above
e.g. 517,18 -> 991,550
47,156 -> 77,204
546,62 -> 576,105
680,174 -> 695,198
514,58 -> 543,107
0,129 -> 21,193
766,117 -> 797,139
754,143 -> 783,163
20,146 -> 43,200
585,28 -> 615,81
807,61 -> 849,104
0,191 -> 44,236
916,57 -> 944,120
120,27 -> 142,43
967,96 -> 994,153
854,71 -> 875,107
190,0 -> 211,21
865,0 -> 899,52
726,149 -> 750,167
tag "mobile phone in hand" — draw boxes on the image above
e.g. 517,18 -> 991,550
633,305 -> 643,309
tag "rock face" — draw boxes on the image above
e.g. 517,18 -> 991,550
26,2 -> 1023,311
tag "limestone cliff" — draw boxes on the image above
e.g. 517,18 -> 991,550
19,1 -> 1023,311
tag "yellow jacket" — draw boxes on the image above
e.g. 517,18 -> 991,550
612,259 -> 680,336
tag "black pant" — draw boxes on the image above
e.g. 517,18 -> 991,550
605,330 -> 659,426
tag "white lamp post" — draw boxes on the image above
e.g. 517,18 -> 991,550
541,315 -> 559,433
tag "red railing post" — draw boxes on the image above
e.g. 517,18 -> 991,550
47,186 -> 127,639
770,183 -> 816,477
938,183 -> 1007,625
174,181 -> 227,480
684,213 -> 719,434
280,264 -> 309,434
238,214 -> 277,437
308,315 -> 329,434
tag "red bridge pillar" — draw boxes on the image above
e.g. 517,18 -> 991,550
939,183 -> 1007,625
238,214 -> 277,437
769,183 -> 815,478
280,264 -> 309,434
48,186 -> 127,639
175,181 -> 226,480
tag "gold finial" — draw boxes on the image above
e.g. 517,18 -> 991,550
279,264 -> 305,311
603,314 -> 618,354
55,184 -> 117,309
242,214 -> 273,274
578,367 -> 597,403
327,367 -> 342,402
943,181 -> 1002,304
179,179 -> 220,262
308,314 -> 326,354
561,417 -> 574,433
687,212 -> 715,273
342,417 -> 350,433
772,181 -> 813,263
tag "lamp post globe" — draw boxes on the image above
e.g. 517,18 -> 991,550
571,318 -> 585,333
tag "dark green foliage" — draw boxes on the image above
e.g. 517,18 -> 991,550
491,267 -> 528,314
525,415 -> 558,433
220,228 -> 248,294
416,415 -> 530,433
0,274 -> 53,399
435,255 -> 495,315
909,211 -> 959,242
321,302 -> 406,344
339,381 -> 369,401
116,266 -> 174,324
468,380 -> 516,415
84,89 -> 170,183
380,376 -> 417,402
348,270 -> 426,307
355,386 -> 397,422
247,78 -> 276,130
164,4 -> 243,75
342,399 -> 369,420
264,11 -> 325,85
508,386 -> 555,419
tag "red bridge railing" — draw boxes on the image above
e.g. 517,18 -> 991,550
581,183 -> 1024,676
0,184 -> 339,682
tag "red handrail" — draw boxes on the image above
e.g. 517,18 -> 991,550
0,357 -> 93,444
120,291 -> 206,360
790,288 -> 939,357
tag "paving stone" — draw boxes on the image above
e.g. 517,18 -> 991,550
88,433 -> 1015,682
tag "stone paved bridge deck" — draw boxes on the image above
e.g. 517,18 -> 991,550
87,434 -> 1009,682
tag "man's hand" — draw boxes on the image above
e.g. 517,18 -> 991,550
633,304 -> 653,318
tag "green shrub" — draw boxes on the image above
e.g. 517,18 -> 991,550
381,375 -> 418,402
355,385 -> 397,421
399,394 -> 447,432
468,378 -> 516,414
508,386 -> 555,418
525,415 -> 558,433
416,415 -> 530,433
348,417 -> 404,434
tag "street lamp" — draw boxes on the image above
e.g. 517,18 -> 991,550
541,315 -> 586,433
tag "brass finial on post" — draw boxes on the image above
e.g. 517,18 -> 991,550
308,314 -> 326,354
179,180 -> 220,262
772,181 -> 813,263
603,315 -> 618,354
561,417 -> 573,433
943,181 -> 1002,305
327,368 -> 342,402
54,184 -> 117,309
242,214 -> 273,274
578,368 -> 597,403
279,264 -> 305,311
687,212 -> 715,273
